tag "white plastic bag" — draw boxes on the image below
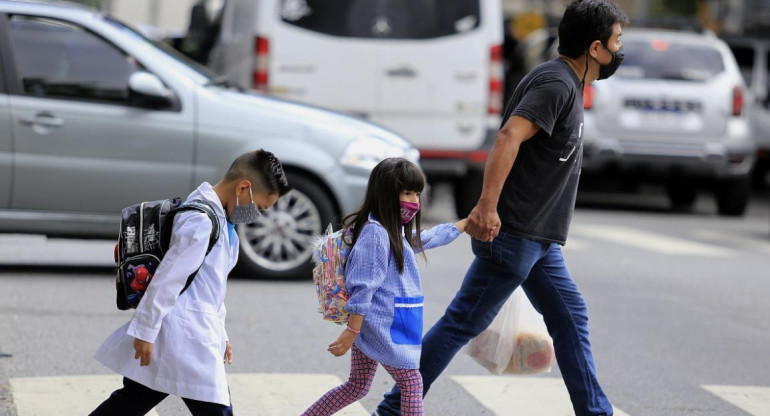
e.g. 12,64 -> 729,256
466,288 -> 555,375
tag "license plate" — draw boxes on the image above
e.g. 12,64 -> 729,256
620,111 -> 703,132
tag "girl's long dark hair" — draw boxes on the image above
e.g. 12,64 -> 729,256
343,158 -> 425,273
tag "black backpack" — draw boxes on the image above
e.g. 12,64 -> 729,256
114,198 -> 220,310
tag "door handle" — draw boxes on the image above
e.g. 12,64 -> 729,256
20,113 -> 64,128
386,67 -> 417,78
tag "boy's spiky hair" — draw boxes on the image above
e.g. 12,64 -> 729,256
225,149 -> 291,196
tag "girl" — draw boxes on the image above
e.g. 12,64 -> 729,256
301,158 -> 467,416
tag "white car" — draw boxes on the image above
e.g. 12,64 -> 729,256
0,0 -> 419,278
206,0 -> 504,217
581,29 -> 755,216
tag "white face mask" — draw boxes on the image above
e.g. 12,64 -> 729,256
229,187 -> 260,224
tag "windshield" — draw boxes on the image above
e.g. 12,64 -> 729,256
101,15 -> 218,83
617,38 -> 725,82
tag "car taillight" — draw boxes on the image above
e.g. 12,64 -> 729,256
583,83 -> 595,110
732,85 -> 743,116
488,44 -> 503,115
253,36 -> 270,93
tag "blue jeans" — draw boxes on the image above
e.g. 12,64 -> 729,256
89,377 -> 234,416
375,232 -> 614,416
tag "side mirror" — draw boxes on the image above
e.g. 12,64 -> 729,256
128,72 -> 175,109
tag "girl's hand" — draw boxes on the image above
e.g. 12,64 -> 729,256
224,341 -> 233,365
455,218 -> 469,233
328,329 -> 357,357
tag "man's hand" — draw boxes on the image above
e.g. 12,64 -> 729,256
133,338 -> 154,367
224,341 -> 233,365
466,200 -> 500,241
327,329 -> 356,357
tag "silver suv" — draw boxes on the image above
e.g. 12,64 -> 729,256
0,0 -> 419,278
581,29 -> 755,216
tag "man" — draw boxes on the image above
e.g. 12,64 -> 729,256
90,150 -> 291,416
375,1 -> 628,415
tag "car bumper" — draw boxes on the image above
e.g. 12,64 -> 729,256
418,128 -> 497,178
581,137 -> 756,179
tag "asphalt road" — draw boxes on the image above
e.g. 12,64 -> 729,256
1,185 -> 769,416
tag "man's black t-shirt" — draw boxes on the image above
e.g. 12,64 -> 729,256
498,58 -> 583,245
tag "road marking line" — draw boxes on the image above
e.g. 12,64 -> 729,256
228,373 -> 368,415
702,385 -> 770,416
451,375 -> 631,416
9,374 -> 368,416
562,237 -> 587,251
571,224 -> 734,257
9,375 -> 160,416
690,229 -> 770,255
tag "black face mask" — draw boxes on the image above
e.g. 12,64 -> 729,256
597,44 -> 624,80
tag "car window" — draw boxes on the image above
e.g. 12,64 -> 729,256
8,15 -> 141,104
617,39 -> 725,82
729,44 -> 755,85
280,0 -> 481,39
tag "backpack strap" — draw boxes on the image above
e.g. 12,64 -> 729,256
168,199 -> 222,294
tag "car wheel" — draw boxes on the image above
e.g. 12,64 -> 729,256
666,180 -> 697,211
235,173 -> 337,279
715,177 -> 750,217
454,167 -> 484,218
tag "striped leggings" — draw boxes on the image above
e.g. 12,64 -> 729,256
301,345 -> 423,416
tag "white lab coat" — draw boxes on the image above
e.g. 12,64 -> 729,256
94,183 -> 238,406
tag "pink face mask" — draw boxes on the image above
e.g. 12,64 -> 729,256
399,201 -> 420,224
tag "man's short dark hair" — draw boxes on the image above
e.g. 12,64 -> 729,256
558,0 -> 629,59
225,149 -> 292,197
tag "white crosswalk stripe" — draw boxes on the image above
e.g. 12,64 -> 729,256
8,375 -> 160,416
451,375 -> 631,416
570,224 -> 735,257
561,237 -> 588,251
702,385 -> 770,416
228,373 -> 367,416
690,229 -> 770,255
8,374 -> 367,416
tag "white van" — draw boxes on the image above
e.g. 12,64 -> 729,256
209,0 -> 504,217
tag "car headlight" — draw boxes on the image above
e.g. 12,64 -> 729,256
340,136 -> 414,170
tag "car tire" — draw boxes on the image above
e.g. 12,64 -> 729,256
454,168 -> 484,218
715,177 -> 750,217
234,173 -> 337,279
666,180 -> 697,212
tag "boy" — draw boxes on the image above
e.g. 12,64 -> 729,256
91,149 -> 291,416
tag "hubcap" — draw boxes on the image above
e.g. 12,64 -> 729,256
237,189 -> 322,272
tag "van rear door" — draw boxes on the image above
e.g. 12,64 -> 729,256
261,0 -> 501,151
372,1 -> 492,151
259,0 -> 379,119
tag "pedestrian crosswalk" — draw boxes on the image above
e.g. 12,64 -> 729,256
0,223 -> 765,267
563,224 -> 770,258
451,376 -> 631,416
8,374 -> 367,416
8,376 -> 158,416
702,385 -> 770,416
6,373 -> 770,416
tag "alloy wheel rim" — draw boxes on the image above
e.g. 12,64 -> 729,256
237,189 -> 322,272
